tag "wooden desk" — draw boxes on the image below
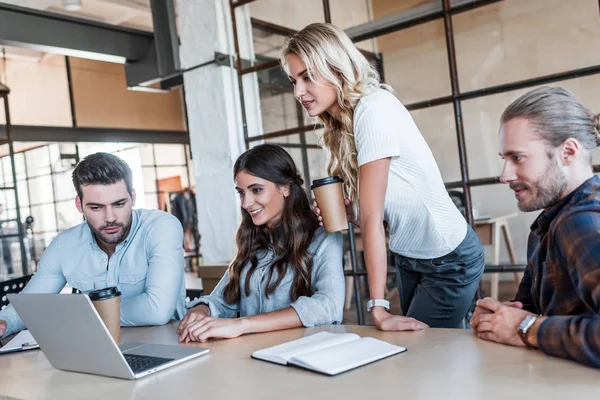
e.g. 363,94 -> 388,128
1,323 -> 598,400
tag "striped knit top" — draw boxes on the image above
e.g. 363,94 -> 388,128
353,88 -> 467,259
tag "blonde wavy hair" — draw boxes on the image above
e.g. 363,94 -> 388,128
280,23 -> 389,201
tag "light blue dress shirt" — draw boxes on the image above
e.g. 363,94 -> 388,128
188,227 -> 345,327
0,209 -> 186,338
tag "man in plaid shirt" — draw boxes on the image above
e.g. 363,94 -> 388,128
470,87 -> 600,368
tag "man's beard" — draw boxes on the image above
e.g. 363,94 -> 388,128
90,216 -> 132,245
511,157 -> 568,212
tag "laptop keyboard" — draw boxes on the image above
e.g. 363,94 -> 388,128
124,354 -> 175,374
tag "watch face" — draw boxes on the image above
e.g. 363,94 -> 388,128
518,315 -> 536,332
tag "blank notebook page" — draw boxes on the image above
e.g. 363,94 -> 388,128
289,337 -> 406,376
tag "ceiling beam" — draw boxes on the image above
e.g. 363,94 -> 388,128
0,3 -> 153,64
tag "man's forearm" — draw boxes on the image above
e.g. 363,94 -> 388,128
533,315 -> 600,368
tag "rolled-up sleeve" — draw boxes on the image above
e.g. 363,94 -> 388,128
186,270 -> 239,319
291,231 -> 345,327
0,234 -> 67,338
120,215 -> 185,326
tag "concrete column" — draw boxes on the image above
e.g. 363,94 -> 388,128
177,0 -> 261,263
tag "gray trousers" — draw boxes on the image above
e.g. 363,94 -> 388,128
394,226 -> 484,328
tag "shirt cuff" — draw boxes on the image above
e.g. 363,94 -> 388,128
0,307 -> 25,338
291,296 -> 340,327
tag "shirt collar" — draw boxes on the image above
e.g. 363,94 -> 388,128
530,175 -> 599,234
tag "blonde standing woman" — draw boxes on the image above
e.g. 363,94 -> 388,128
281,23 -> 485,329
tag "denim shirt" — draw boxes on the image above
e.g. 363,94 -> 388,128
188,227 -> 345,327
0,209 -> 186,338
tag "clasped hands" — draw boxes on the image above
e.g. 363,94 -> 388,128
470,297 -> 536,347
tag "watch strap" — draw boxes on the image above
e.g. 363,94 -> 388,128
367,299 -> 390,312
518,315 -> 538,348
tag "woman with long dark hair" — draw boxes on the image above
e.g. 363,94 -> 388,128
177,144 -> 344,342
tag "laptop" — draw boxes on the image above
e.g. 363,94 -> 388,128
7,293 -> 209,380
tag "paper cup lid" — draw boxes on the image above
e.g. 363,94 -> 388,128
88,286 -> 121,301
311,176 -> 344,190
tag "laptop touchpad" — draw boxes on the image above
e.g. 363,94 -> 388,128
123,342 -> 203,359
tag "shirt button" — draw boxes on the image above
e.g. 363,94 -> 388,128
102,258 -> 107,263
108,278 -> 113,283
130,277 -> 135,282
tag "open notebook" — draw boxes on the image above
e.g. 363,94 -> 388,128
252,331 -> 406,376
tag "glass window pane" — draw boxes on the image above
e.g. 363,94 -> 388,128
14,153 -> 26,181
139,144 -> 155,166
463,74 -> 600,180
30,204 -> 57,232
411,104 -> 462,183
252,26 -> 289,68
370,0 -> 439,20
25,147 -> 51,177
330,0 -> 373,29
153,144 -> 186,166
28,175 -> 54,206
471,184 -> 534,264
31,232 -> 54,265
0,188 -> 16,211
253,65 -> 303,136
155,167 -> 189,189
17,180 -> 28,208
303,128 -> 324,146
142,167 -> 157,193
2,153 -> 13,186
307,147 -> 328,184
56,200 -> 82,231
262,135 -> 308,183
48,144 -> 77,173
0,239 -> 25,277
454,0 -> 600,92
356,19 -> 451,105
249,0 -> 324,31
145,194 -> 159,210
53,171 -> 77,202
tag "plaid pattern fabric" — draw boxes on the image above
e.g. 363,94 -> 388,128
514,175 -> 600,368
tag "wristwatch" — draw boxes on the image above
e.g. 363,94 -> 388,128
517,314 -> 539,348
367,299 -> 390,312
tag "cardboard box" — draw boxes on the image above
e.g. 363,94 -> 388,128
196,265 -> 228,294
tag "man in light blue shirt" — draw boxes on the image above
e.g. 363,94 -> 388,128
0,153 -> 186,338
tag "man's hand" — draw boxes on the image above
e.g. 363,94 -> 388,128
470,300 -> 523,323
470,297 -> 535,347
177,305 -> 210,342
372,307 -> 428,331
0,320 -> 6,337
313,199 -> 358,227
179,317 -> 246,343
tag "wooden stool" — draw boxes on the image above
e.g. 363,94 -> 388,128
475,214 -> 522,299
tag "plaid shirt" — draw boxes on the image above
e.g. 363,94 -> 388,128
514,175 -> 600,368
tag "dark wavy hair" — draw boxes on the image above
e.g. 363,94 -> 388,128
72,152 -> 133,199
224,144 -> 320,304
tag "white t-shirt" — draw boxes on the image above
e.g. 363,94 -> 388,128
353,88 -> 467,259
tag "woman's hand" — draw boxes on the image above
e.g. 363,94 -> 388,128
371,307 -> 428,331
179,317 -> 247,343
177,304 -> 210,341
313,199 -> 358,226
